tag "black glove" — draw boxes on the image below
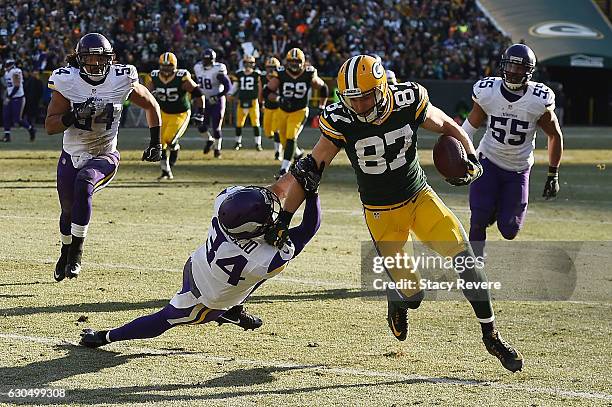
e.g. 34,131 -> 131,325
142,126 -> 162,162
73,97 -> 105,120
446,153 -> 483,186
208,95 -> 219,105
543,167 -> 559,199
264,210 -> 292,249
289,154 -> 325,197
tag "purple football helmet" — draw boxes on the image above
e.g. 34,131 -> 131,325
202,48 -> 216,67
500,44 -> 536,90
218,186 -> 281,240
76,33 -> 114,79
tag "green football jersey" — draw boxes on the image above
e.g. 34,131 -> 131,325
150,69 -> 191,114
275,65 -> 315,112
319,82 -> 430,206
234,69 -> 261,108
261,72 -> 279,109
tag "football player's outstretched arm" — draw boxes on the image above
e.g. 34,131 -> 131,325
422,103 -> 477,155
129,83 -> 163,162
182,77 -> 205,109
282,136 -> 340,213
461,102 -> 487,141
538,110 -> 563,168
311,74 -> 328,109
129,83 -> 161,127
538,109 -> 563,199
45,91 -> 72,135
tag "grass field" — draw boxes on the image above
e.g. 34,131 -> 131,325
0,125 -> 611,406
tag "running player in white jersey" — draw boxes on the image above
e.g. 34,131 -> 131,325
79,176 -> 322,348
461,44 -> 563,257
2,59 -> 36,142
193,48 -> 232,158
45,33 -> 163,282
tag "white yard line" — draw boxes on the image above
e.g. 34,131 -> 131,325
3,209 -> 612,227
0,332 -> 610,401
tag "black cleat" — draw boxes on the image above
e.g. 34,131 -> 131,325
483,330 -> 524,372
80,329 -> 110,348
387,303 -> 409,342
29,127 -> 36,142
213,149 -> 222,159
274,151 -> 280,161
216,305 -> 262,330
255,144 -> 263,151
234,142 -> 242,151
387,296 -> 409,341
65,262 -> 81,279
2,135 -> 10,142
203,140 -> 214,154
54,244 -> 70,282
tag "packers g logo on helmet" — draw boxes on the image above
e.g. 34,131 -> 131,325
337,55 -> 390,123
286,48 -> 305,73
159,52 -> 178,75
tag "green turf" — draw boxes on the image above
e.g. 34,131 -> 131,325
0,126 -> 611,406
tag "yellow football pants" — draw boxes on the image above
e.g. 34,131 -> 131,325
236,100 -> 260,128
274,107 -> 308,147
263,107 -> 279,138
363,187 -> 469,299
161,110 -> 190,149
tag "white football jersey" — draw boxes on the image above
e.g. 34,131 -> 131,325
48,65 -> 138,166
473,77 -> 555,171
193,61 -> 228,99
189,186 -> 295,310
4,67 -> 24,98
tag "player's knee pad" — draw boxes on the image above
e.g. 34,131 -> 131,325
75,168 -> 98,190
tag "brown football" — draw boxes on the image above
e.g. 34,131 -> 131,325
433,135 -> 468,179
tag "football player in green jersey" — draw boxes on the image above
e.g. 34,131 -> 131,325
266,55 -> 523,373
147,52 -> 205,180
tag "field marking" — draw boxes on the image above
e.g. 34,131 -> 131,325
3,208 -> 612,230
0,332 -> 610,401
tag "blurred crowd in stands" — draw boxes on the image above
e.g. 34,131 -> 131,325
2,0 -> 510,78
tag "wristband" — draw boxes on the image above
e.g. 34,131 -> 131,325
277,210 -> 294,226
149,126 -> 161,146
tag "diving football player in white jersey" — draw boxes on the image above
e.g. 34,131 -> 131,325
79,175 -> 322,348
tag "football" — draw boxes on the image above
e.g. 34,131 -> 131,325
433,135 -> 468,179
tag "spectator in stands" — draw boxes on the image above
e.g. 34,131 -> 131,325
3,0 -> 510,83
